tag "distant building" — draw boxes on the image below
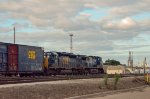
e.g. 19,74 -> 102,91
133,66 -> 150,74
106,65 -> 125,74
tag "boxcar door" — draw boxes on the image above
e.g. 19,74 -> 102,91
8,45 -> 18,72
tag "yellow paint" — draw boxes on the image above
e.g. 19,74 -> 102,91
145,73 -> 150,83
147,74 -> 149,82
44,57 -> 49,69
62,57 -> 69,65
28,51 -> 36,59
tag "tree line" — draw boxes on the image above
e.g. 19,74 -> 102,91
103,59 -> 121,65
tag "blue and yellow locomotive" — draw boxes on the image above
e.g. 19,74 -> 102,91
44,52 -> 104,75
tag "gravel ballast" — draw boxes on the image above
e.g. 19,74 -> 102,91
0,77 -> 146,99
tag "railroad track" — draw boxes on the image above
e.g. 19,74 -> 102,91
0,74 -> 144,85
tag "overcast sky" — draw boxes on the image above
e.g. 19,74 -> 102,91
0,0 -> 150,65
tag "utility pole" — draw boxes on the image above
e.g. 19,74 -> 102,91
128,51 -> 131,67
69,34 -> 73,53
143,57 -> 147,74
13,26 -> 15,44
132,52 -> 133,71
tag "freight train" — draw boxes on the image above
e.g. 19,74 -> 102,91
0,42 -> 104,76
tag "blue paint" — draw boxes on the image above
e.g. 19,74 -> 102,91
18,45 -> 44,72
132,12 -> 150,20
81,8 -> 109,20
0,42 -> 8,71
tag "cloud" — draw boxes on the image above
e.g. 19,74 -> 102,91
0,0 -> 150,64
102,17 -> 138,30
109,0 -> 150,18
138,18 -> 150,32
0,27 -> 11,33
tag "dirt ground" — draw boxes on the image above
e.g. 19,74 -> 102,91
0,77 -> 146,99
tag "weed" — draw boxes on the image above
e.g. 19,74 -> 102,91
114,73 -> 120,90
104,74 -> 108,86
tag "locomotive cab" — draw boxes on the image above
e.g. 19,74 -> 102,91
44,52 -> 58,67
